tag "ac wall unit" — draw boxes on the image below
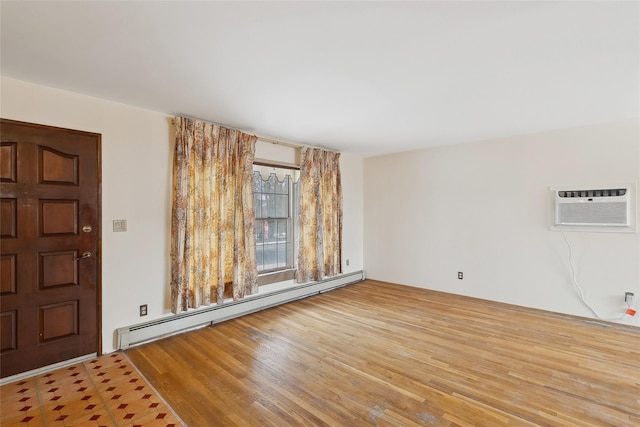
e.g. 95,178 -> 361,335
554,187 -> 630,227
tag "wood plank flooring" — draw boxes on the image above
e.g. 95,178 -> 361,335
126,280 -> 640,426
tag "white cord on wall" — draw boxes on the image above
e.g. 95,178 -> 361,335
561,231 -> 630,321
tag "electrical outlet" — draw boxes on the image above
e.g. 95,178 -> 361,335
458,272 -> 463,280
625,292 -> 634,305
140,304 -> 148,316
346,259 -> 350,266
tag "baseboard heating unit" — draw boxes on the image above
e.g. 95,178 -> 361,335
116,270 -> 365,350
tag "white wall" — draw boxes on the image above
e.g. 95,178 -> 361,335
1,77 -> 364,352
341,153 -> 364,273
364,119 -> 640,326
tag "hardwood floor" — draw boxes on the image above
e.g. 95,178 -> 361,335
126,280 -> 640,426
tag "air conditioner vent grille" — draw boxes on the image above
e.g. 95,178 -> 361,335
557,202 -> 628,226
558,188 -> 626,198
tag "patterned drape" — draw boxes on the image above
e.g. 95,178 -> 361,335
171,117 -> 257,313
297,147 -> 342,283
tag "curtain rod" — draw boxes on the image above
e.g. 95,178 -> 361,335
170,117 -> 338,153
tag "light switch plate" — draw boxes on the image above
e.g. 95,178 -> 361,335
113,219 -> 127,232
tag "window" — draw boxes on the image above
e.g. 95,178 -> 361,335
253,166 -> 299,275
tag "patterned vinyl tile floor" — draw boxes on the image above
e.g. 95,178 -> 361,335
0,352 -> 185,426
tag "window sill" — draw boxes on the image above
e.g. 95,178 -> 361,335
257,269 -> 296,286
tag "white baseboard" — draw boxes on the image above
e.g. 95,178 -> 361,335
116,270 -> 364,350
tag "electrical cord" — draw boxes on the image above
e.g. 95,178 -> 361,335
561,231 -> 630,321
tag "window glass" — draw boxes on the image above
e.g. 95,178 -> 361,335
253,169 -> 298,273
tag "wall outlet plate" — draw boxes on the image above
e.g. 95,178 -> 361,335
625,292 -> 634,304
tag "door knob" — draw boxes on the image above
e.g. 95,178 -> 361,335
77,252 -> 92,260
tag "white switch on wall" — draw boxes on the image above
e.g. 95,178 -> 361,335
113,219 -> 127,232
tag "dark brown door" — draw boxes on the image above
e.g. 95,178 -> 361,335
0,119 -> 100,378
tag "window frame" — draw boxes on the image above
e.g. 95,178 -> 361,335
253,162 -> 300,284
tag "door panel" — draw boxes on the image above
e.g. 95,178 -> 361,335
0,311 -> 17,352
40,146 -> 78,184
40,300 -> 78,341
40,199 -> 78,235
0,254 -> 17,294
0,198 -> 17,237
40,250 -> 78,288
0,119 -> 101,378
0,142 -> 17,182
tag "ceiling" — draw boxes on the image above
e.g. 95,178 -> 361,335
1,1 -> 638,157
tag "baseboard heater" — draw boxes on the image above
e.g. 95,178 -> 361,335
116,270 -> 365,350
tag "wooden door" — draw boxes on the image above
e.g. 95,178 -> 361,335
0,119 -> 101,378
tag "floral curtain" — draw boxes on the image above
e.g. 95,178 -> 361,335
297,147 -> 342,283
171,117 -> 257,313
